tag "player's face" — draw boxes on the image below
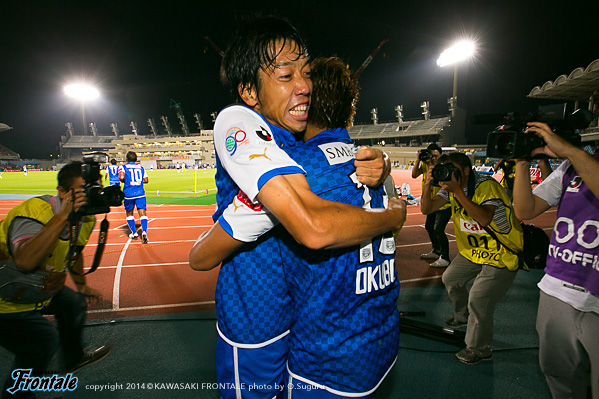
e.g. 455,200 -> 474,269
249,41 -> 312,135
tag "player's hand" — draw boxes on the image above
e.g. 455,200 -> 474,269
354,146 -> 390,187
77,284 -> 102,305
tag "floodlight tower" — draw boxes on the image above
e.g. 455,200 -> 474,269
437,40 -> 475,105
371,108 -> 378,125
110,123 -> 120,137
147,118 -> 158,137
169,99 -> 190,136
64,83 -> 100,135
130,121 -> 138,136
89,122 -> 98,136
194,113 -> 203,132
421,101 -> 430,121
161,116 -> 173,136
395,105 -> 404,124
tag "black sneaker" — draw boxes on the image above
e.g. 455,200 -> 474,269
141,233 -> 148,244
455,347 -> 492,365
68,345 -> 111,373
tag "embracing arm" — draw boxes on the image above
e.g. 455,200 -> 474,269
189,222 -> 244,271
258,173 -> 406,250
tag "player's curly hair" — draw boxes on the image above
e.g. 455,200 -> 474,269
308,57 -> 359,130
221,15 -> 309,104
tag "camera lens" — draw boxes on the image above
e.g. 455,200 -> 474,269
494,135 -> 515,158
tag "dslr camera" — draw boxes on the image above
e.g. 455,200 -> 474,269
431,163 -> 461,186
485,104 -> 591,159
78,152 -> 124,215
419,149 -> 432,162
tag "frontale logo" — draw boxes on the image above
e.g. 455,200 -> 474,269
255,126 -> 273,142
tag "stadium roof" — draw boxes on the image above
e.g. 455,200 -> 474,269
527,59 -> 599,101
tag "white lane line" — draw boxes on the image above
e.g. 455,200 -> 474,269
112,238 -> 133,310
400,276 -> 443,284
88,300 -> 216,314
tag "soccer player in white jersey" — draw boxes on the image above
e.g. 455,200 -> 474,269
118,151 -> 149,244
189,16 -> 405,399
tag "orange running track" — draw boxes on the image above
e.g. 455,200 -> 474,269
0,170 -> 556,321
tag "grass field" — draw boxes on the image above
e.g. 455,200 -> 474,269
0,169 -> 218,205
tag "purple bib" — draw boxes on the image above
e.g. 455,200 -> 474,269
545,153 -> 599,295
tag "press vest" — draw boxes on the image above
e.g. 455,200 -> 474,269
0,196 -> 95,313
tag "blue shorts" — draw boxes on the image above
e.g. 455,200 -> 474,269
109,181 -> 121,186
216,324 -> 288,399
124,197 -> 146,212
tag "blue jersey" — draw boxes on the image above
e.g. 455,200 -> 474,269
213,105 -> 305,344
281,128 -> 400,394
107,164 -> 120,185
118,162 -> 147,199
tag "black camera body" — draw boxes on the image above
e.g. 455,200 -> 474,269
78,153 -> 124,215
485,104 -> 591,159
432,163 -> 461,186
419,149 -> 432,163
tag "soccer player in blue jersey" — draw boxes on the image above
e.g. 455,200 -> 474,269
105,158 -> 120,186
192,56 -> 402,398
189,17 -> 405,399
118,151 -> 149,244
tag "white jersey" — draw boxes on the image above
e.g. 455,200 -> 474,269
214,105 -> 305,242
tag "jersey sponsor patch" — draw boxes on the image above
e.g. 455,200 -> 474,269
225,127 -> 248,155
317,142 -> 356,165
459,218 -> 485,234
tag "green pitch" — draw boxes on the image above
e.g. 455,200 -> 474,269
0,169 -> 217,205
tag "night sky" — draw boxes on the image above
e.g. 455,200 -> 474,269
1,0 -> 596,159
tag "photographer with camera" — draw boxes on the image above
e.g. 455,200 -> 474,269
512,122 -> 599,399
0,162 -> 110,399
421,152 -> 524,365
412,143 -> 452,267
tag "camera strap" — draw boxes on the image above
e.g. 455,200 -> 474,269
66,213 -> 109,276
482,226 -> 524,268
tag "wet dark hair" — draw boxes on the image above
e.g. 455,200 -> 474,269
126,151 -> 137,163
308,57 -> 358,130
110,159 -> 117,165
220,15 -> 309,104
57,161 -> 83,191
427,143 -> 442,153
437,152 -> 475,197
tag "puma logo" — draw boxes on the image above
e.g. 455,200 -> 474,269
232,197 -> 242,212
249,148 -> 271,161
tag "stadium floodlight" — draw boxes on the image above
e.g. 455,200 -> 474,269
63,83 -> 100,101
437,40 -> 475,68
64,83 -> 100,135
437,40 -> 476,102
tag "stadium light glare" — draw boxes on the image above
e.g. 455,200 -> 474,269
437,40 -> 476,67
64,83 -> 100,101
437,40 -> 476,105
64,83 -> 100,135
